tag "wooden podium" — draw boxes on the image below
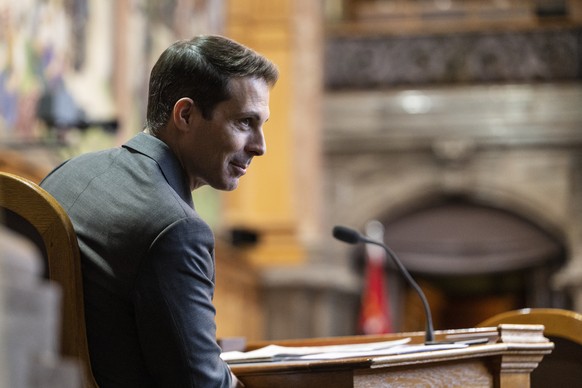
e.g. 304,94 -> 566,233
230,324 -> 553,388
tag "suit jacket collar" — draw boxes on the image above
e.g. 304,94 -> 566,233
123,132 -> 194,208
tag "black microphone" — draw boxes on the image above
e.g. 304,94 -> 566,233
333,225 -> 436,344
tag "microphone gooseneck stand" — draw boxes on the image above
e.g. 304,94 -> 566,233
332,225 -> 436,344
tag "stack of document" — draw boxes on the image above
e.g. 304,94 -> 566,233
221,337 -> 469,364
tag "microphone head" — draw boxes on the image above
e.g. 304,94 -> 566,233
332,225 -> 362,244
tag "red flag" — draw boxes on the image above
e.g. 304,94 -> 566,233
359,221 -> 392,335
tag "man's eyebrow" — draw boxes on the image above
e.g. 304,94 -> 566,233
241,111 -> 268,121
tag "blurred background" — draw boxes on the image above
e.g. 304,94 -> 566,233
1,0 -> 582,342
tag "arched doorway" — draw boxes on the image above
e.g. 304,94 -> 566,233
377,197 -> 567,331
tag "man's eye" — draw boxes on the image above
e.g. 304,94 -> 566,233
240,118 -> 252,128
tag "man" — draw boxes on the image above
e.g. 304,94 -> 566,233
41,35 -> 278,387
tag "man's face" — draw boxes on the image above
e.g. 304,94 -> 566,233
178,77 -> 271,191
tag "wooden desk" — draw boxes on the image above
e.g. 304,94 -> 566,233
231,324 -> 553,388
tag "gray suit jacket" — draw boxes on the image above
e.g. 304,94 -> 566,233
41,132 -> 231,387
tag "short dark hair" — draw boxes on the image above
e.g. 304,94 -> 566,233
145,35 -> 279,135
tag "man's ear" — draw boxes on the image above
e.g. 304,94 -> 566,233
172,98 -> 197,131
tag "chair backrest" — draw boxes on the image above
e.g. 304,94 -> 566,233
478,308 -> 582,388
0,171 -> 98,388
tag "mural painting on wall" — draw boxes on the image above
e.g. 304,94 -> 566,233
0,0 -> 110,148
0,0 -> 223,154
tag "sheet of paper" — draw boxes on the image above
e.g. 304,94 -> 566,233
299,342 -> 468,360
221,337 -> 412,363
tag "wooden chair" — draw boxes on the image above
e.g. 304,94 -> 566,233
478,308 -> 582,388
0,171 -> 98,388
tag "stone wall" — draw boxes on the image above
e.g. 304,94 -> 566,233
322,83 -> 582,316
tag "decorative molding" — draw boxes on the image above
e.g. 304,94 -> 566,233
325,27 -> 582,88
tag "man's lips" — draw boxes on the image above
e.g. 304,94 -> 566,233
230,161 -> 249,175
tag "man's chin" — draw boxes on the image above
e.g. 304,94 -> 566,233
214,179 -> 239,191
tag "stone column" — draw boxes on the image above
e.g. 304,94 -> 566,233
223,0 -> 324,266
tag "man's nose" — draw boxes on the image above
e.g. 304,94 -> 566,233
247,129 -> 266,156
